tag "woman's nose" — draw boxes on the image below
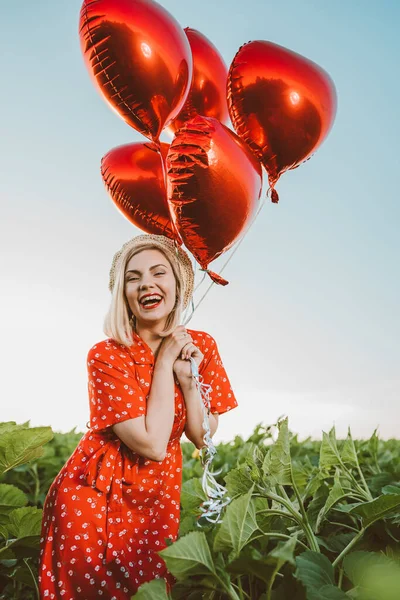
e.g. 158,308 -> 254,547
139,278 -> 154,289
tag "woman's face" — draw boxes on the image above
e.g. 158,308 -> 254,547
124,248 -> 177,327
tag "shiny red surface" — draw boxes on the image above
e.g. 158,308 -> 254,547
228,40 -> 337,199
167,116 -> 263,273
101,142 -> 179,239
79,0 -> 192,141
168,28 -> 229,134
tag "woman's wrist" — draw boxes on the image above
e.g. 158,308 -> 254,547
155,355 -> 174,372
178,373 -> 196,391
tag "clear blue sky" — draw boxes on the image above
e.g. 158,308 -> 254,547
1,0 -> 399,439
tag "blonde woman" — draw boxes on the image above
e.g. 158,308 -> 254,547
39,234 -> 238,599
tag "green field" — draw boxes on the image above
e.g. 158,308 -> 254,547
0,419 -> 399,599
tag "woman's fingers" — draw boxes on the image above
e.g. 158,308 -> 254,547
181,341 -> 196,360
180,342 -> 191,359
180,334 -> 193,351
171,329 -> 193,355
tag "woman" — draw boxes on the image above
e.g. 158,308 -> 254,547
38,233 -> 238,599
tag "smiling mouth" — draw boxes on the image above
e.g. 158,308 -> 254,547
139,297 -> 163,310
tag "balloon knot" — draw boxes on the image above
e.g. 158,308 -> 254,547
205,269 -> 229,286
270,188 -> 279,203
267,186 -> 279,204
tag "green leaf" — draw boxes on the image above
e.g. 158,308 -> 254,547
295,551 -> 347,600
133,578 -> 169,599
0,535 -> 41,561
268,535 -> 297,569
334,502 -> 362,514
312,586 -> 350,599
0,484 -> 28,514
254,496 -> 276,531
344,550 -> 392,584
303,470 -> 324,502
319,428 -> 341,471
295,551 -> 335,587
270,578 -> 306,600
292,461 -> 311,492
213,552 -> 235,592
6,561 -> 37,589
0,422 -> 18,435
344,551 -> 400,600
180,478 -> 207,511
6,507 -> 43,538
382,485 -> 400,495
227,546 -> 272,584
368,429 -> 379,463
213,486 -> 257,558
178,514 -> 200,536
307,484 -> 329,532
315,470 -> 345,533
349,494 -> 400,527
341,429 -> 358,467
224,465 -> 254,498
158,531 -> 216,580
228,556 -> 272,585
237,442 -> 264,467
0,546 -> 17,559
0,427 -> 53,475
262,418 -> 292,486
368,472 -> 393,495
7,534 -> 41,549
0,524 -> 9,539
317,533 -> 356,553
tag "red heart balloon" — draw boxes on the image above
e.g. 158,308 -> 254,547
101,142 -> 180,240
228,41 -> 337,202
167,116 -> 263,285
79,0 -> 192,142
168,28 -> 229,134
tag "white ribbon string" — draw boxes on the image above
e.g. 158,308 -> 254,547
178,247 -> 233,522
188,356 -> 231,525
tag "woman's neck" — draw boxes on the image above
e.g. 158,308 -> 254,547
134,324 -> 164,353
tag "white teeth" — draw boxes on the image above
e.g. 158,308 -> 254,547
140,295 -> 162,305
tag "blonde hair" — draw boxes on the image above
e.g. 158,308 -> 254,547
104,244 -> 184,347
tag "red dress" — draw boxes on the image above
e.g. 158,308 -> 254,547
38,329 -> 238,599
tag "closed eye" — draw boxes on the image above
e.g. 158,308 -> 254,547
126,271 -> 165,281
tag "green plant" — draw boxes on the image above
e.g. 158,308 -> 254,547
0,421 -> 54,599
1,418 -> 399,600
133,418 -> 400,599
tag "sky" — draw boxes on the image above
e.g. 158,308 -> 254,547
1,0 -> 399,443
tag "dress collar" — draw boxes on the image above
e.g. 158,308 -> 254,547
128,330 -> 155,365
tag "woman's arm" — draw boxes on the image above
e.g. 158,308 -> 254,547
181,378 -> 219,449
113,357 -> 175,461
113,325 -> 195,461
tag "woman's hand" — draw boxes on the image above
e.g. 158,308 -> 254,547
157,325 -> 194,368
173,341 -> 204,387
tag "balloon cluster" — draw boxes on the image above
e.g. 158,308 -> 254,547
79,0 -> 337,284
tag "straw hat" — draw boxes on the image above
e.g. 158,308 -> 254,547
109,234 -> 195,310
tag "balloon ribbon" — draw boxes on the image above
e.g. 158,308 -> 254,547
188,357 -> 231,524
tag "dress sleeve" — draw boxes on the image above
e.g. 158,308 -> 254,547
198,333 -> 238,416
87,340 -> 146,432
